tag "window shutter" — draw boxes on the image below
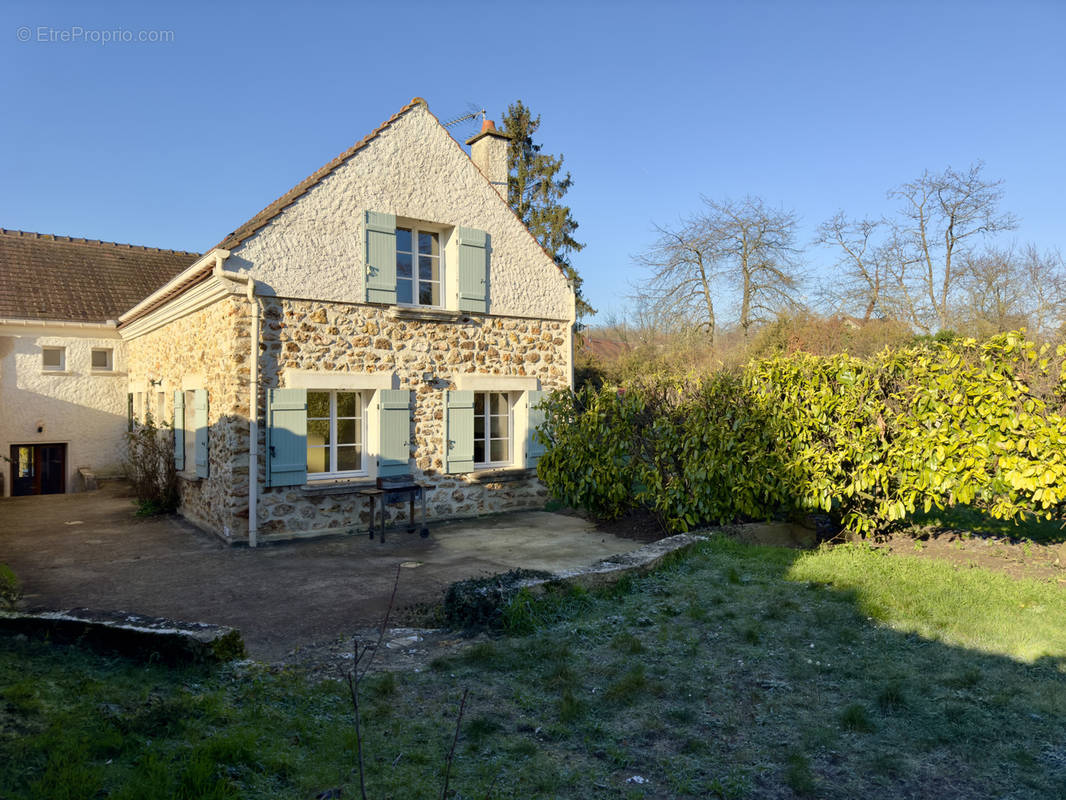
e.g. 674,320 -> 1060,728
378,389 -> 411,477
193,389 -> 210,479
444,390 -> 475,474
365,210 -> 397,304
173,390 -> 185,471
524,390 -> 547,468
266,388 -> 307,487
456,226 -> 488,313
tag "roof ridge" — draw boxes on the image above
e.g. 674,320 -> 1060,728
0,227 -> 200,257
214,97 -> 429,251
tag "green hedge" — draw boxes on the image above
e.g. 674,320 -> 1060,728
536,332 -> 1066,536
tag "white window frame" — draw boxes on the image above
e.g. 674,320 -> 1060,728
474,391 -> 514,469
90,348 -> 114,372
396,223 -> 444,309
306,389 -> 369,481
41,346 -> 66,371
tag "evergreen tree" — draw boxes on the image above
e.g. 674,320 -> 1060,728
502,101 -> 594,320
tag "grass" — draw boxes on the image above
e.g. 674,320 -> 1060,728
2,535 -> 1065,798
906,504 -> 1066,544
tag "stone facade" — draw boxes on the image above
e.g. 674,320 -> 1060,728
124,296 -> 251,540
251,297 -> 570,540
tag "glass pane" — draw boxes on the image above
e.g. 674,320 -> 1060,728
397,251 -> 413,279
42,349 -> 62,368
474,393 -> 485,414
396,227 -> 412,253
337,446 -> 361,472
474,415 -> 484,438
396,278 -> 413,305
418,282 -> 435,306
491,393 -> 508,415
91,350 -> 110,368
492,413 -> 509,439
336,392 -> 357,418
307,392 -> 330,418
418,255 -> 438,282
337,419 -> 357,445
307,419 -> 330,446
474,440 -> 485,464
490,438 -> 509,463
418,231 -> 439,256
307,446 -> 327,474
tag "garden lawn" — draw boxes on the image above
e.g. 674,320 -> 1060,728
2,535 -> 1065,799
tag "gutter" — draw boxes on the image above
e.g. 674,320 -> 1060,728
245,279 -> 260,548
0,317 -> 117,330
118,249 -> 231,326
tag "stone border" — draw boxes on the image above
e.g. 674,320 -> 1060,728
0,608 -> 245,664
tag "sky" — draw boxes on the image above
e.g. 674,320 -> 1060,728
3,1 -> 1064,323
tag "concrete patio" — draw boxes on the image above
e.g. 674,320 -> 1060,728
0,482 -> 645,661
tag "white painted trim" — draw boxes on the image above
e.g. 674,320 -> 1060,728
119,276 -> 243,340
0,318 -> 119,336
283,369 -> 396,390
454,374 -> 539,392
118,249 -> 231,324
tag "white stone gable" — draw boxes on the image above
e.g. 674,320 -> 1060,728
226,104 -> 574,321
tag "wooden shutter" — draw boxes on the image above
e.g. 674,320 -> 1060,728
444,390 -> 475,474
193,389 -> 210,479
173,390 -> 185,471
524,390 -> 547,468
378,389 -> 411,477
456,226 -> 488,313
266,388 -> 307,487
365,210 -> 397,304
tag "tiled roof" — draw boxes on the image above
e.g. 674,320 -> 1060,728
0,229 -> 199,323
214,97 -> 427,251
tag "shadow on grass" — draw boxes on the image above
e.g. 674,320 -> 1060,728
905,504 -> 1066,544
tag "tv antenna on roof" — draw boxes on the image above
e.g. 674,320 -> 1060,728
442,108 -> 486,128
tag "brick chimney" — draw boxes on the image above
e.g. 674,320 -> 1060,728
466,118 -> 510,195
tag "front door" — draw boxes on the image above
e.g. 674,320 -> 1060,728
9,444 -> 66,496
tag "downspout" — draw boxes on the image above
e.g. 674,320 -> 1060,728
246,279 -> 260,548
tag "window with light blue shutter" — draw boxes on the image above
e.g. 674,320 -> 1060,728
193,389 -> 210,479
378,389 -> 411,477
173,390 -> 185,471
524,390 -> 547,468
365,211 -> 398,304
267,388 -> 308,487
444,390 -> 475,473
456,227 -> 488,313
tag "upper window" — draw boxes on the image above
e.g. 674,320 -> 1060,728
396,227 -> 441,307
307,390 -> 366,478
42,347 -> 65,371
474,392 -> 512,467
91,348 -> 113,371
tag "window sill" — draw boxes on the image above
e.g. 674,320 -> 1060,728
466,467 -> 535,484
40,370 -> 71,376
301,479 -> 376,496
177,471 -> 202,483
387,306 -> 465,323
90,369 -> 124,376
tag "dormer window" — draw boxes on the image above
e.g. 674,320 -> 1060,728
396,226 -> 441,307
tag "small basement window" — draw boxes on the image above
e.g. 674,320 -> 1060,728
42,347 -> 65,371
91,348 -> 113,371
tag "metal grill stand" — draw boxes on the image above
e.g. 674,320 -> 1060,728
358,477 -> 429,543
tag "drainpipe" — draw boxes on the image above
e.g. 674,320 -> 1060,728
246,280 -> 260,548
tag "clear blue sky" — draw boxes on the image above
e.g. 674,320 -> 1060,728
3,1 -> 1064,322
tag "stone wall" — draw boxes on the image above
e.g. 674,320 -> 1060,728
124,296 -> 251,540
254,297 -> 571,540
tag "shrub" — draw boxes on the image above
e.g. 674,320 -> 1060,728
125,413 -> 179,515
0,563 -> 21,610
537,331 -> 1066,537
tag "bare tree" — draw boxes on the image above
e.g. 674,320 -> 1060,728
961,244 -> 1066,339
815,212 -> 888,321
887,162 -> 1017,333
635,196 -> 803,343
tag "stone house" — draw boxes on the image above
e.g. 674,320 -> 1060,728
1,98 -> 576,544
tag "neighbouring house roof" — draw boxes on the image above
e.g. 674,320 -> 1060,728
0,228 -> 199,323
579,334 -> 633,362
